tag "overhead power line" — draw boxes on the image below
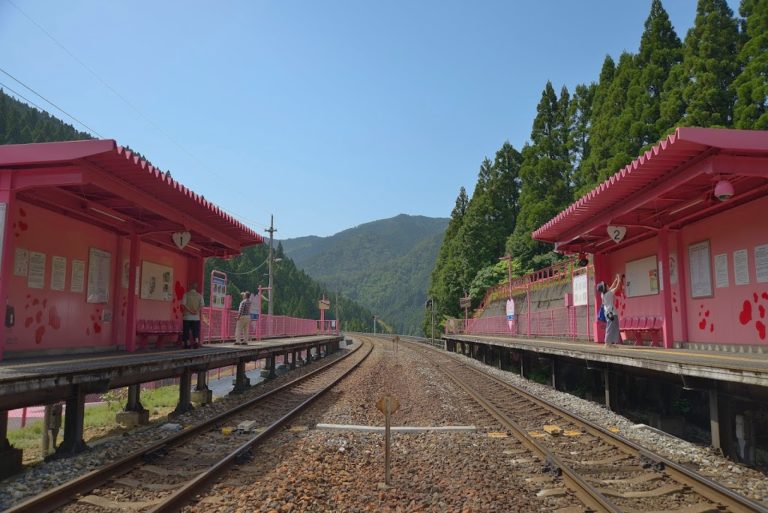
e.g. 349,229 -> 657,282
0,80 -> 49,115
0,67 -> 104,137
4,0 -> 270,232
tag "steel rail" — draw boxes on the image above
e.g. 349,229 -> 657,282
438,362 -> 619,513
413,341 -> 768,513
5,341 -> 366,513
149,340 -> 373,512
456,359 -> 768,513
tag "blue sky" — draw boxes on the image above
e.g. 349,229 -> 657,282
0,1 -> 739,238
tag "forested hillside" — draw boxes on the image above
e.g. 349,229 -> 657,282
0,88 -> 375,331
282,214 -> 448,334
427,0 -> 768,334
205,244 -> 374,332
0,88 -> 91,143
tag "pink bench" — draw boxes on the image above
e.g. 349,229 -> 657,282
136,320 -> 182,349
620,316 -> 663,347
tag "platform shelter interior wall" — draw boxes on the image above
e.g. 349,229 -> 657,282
5,200 -> 192,354
602,196 -> 768,346
603,237 -> 680,339
116,240 -> 190,346
679,196 -> 768,345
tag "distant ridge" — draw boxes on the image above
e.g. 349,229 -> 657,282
281,214 -> 449,334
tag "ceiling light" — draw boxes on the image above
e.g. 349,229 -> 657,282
714,179 -> 734,201
89,207 -> 125,222
669,198 -> 704,216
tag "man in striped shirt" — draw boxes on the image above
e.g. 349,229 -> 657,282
234,291 -> 252,345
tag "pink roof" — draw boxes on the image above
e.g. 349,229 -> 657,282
533,127 -> 768,254
0,139 -> 264,255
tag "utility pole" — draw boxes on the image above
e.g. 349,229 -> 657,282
266,215 -> 277,317
426,298 -> 436,345
431,299 -> 435,344
335,289 -> 340,334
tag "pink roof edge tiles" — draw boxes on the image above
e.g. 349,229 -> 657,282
532,127 -> 768,244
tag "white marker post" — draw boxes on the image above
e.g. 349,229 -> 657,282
376,394 -> 400,486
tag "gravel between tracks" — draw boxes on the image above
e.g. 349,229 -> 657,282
183,338 -> 583,512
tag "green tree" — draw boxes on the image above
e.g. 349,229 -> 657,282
661,0 -> 741,127
733,0 -> 768,128
566,83 -> 595,175
507,82 -> 573,271
426,187 -> 470,327
628,0 -> 683,147
573,56 -> 615,195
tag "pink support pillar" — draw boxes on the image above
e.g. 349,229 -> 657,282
0,178 -> 14,362
586,268 -> 592,340
659,229 -> 675,348
592,252 -> 608,343
110,236 -> 123,348
676,230 -> 690,344
256,287 -> 263,341
195,256 -> 205,298
526,280 -> 531,337
125,232 -> 140,352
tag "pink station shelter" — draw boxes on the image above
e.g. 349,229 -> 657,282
0,139 -> 263,361
534,127 -> 768,350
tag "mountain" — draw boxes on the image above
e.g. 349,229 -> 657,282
281,214 -> 449,335
205,244 -> 374,332
0,88 -> 91,144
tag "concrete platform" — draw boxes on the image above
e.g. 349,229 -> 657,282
0,335 -> 343,411
444,334 -> 768,388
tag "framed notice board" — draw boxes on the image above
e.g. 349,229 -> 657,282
625,255 -> 659,297
689,240 -> 713,298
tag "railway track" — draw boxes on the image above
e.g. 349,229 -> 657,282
7,339 -> 372,513
406,339 -> 768,513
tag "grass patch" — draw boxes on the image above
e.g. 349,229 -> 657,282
8,385 -> 182,457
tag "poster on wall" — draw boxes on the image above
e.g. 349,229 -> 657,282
625,255 -> 658,297
689,240 -> 712,298
755,244 -> 768,283
657,255 -> 678,291
51,255 -> 67,291
122,261 -> 130,289
71,259 -> 85,293
211,275 -> 227,309
28,251 -> 46,289
572,272 -> 588,306
140,261 -> 173,301
714,253 -> 729,288
734,249 -> 749,285
669,254 -> 678,285
0,203 -> 5,273
87,248 -> 111,303
14,247 -> 29,276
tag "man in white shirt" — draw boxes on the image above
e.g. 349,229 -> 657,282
180,282 -> 204,348
234,292 -> 252,345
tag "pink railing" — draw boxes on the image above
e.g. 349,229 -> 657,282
449,306 -> 593,340
476,258 -> 584,317
201,307 -> 338,343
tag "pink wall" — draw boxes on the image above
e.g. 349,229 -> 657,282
603,196 -> 768,346
679,197 -> 768,345
5,200 -> 191,354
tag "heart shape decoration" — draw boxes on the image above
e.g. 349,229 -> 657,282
607,225 -> 626,243
172,231 -> 192,250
